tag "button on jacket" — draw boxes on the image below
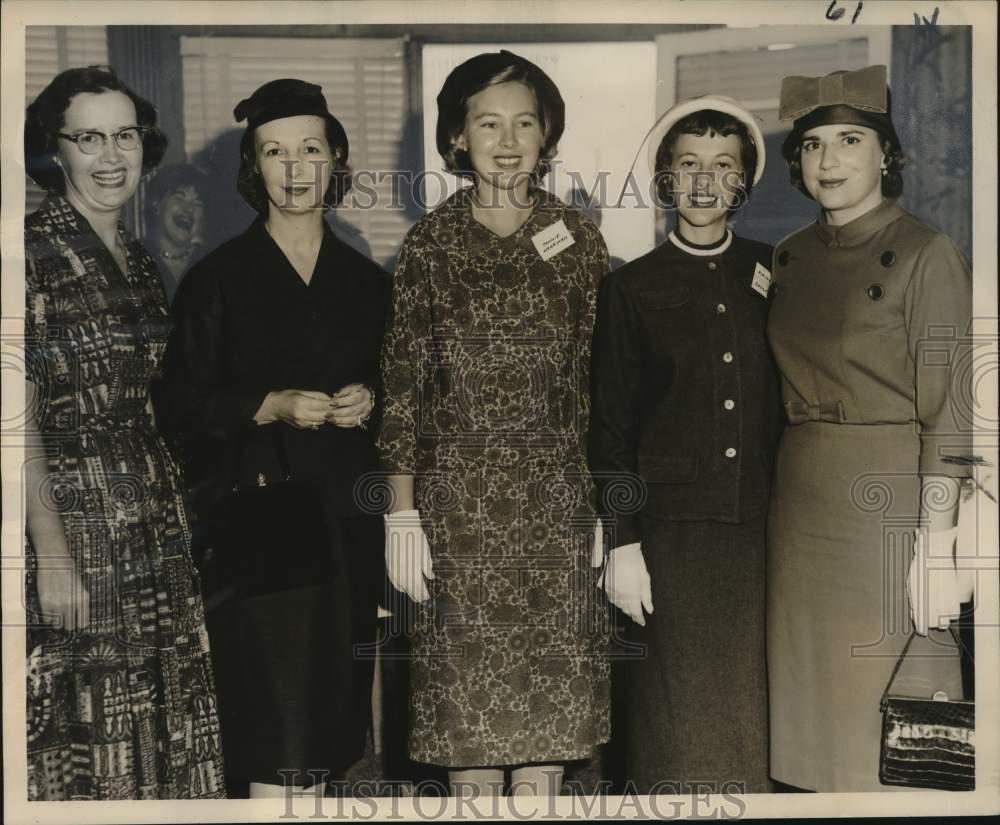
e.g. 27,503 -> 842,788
589,232 -> 783,546
768,198 -> 973,474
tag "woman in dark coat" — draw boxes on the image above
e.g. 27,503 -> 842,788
766,65 -> 971,791
589,95 -> 781,795
157,79 -> 388,797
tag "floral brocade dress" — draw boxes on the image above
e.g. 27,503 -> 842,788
23,196 -> 225,800
378,187 -> 611,767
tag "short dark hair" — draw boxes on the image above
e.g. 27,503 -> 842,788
784,132 -> 906,199
24,65 -> 167,192
436,52 -> 565,183
145,163 -> 211,205
653,109 -> 758,210
236,115 -> 351,214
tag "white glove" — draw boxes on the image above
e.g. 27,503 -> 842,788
384,509 -> 434,603
907,526 -> 961,636
598,542 -> 653,626
591,518 -> 605,568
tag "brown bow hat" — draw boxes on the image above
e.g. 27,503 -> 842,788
779,65 -> 900,160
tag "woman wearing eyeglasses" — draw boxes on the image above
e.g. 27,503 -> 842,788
22,66 -> 225,800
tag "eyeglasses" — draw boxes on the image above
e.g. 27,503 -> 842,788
56,127 -> 147,154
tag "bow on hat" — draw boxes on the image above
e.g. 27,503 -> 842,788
779,65 -> 888,121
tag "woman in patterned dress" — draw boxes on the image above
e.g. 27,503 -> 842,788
378,51 -> 610,797
22,66 -> 225,800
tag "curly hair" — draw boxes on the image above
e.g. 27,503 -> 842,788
653,109 -> 758,211
24,65 -> 167,192
235,116 -> 351,214
784,131 -> 906,199
435,52 -> 565,184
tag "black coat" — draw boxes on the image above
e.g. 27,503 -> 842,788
588,232 -> 783,547
154,217 -> 391,781
156,217 -> 390,519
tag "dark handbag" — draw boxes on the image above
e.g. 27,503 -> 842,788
201,424 -> 333,606
879,628 -> 975,791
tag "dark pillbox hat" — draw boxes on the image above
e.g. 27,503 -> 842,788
234,78 -> 348,158
435,50 -> 564,160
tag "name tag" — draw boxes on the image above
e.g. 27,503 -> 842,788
751,262 -> 772,298
531,219 -> 575,261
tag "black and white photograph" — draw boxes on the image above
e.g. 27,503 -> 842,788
1,1 -> 997,822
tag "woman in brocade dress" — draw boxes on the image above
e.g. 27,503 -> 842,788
23,65 -> 225,800
378,51 -> 610,797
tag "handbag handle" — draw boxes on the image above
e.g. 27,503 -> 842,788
268,423 -> 292,482
234,422 -> 293,490
880,625 -> 964,712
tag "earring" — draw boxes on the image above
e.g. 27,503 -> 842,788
881,168 -> 888,177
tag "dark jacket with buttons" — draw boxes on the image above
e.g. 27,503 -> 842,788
588,232 -> 783,547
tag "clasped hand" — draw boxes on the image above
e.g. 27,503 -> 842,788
260,383 -> 372,429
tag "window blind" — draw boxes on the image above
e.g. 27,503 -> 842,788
180,36 -> 409,267
677,38 -> 870,135
24,26 -> 110,214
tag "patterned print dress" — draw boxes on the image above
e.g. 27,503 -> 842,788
378,187 -> 611,767
23,196 -> 225,800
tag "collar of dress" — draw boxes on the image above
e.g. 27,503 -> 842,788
813,197 -> 905,248
37,193 -> 130,243
668,228 -> 733,257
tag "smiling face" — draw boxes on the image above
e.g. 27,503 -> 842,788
254,114 -> 334,214
799,123 -> 886,226
56,91 -> 143,220
456,81 -> 544,200
156,184 -> 205,247
668,130 -> 744,237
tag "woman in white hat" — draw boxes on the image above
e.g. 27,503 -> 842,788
589,96 -> 781,793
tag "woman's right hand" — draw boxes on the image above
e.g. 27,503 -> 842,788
384,509 -> 435,603
599,542 -> 654,626
255,390 -> 334,429
34,554 -> 90,632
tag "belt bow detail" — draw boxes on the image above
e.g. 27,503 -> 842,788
785,400 -> 847,425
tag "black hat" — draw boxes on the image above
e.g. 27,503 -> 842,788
435,50 -> 564,161
234,78 -> 348,159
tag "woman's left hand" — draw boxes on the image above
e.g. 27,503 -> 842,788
325,383 -> 373,428
907,526 -> 962,635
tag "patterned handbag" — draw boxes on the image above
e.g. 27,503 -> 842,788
879,628 -> 975,790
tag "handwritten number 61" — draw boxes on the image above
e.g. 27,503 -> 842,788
826,0 -> 864,23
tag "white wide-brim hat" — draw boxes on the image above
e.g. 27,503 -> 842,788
645,94 -> 766,185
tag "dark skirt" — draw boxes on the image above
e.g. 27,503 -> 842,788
202,498 -> 383,786
618,516 -> 770,794
767,422 -> 964,791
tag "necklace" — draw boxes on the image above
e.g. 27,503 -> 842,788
159,246 -> 193,261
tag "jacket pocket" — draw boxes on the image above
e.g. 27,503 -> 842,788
640,285 -> 690,309
637,454 -> 698,484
